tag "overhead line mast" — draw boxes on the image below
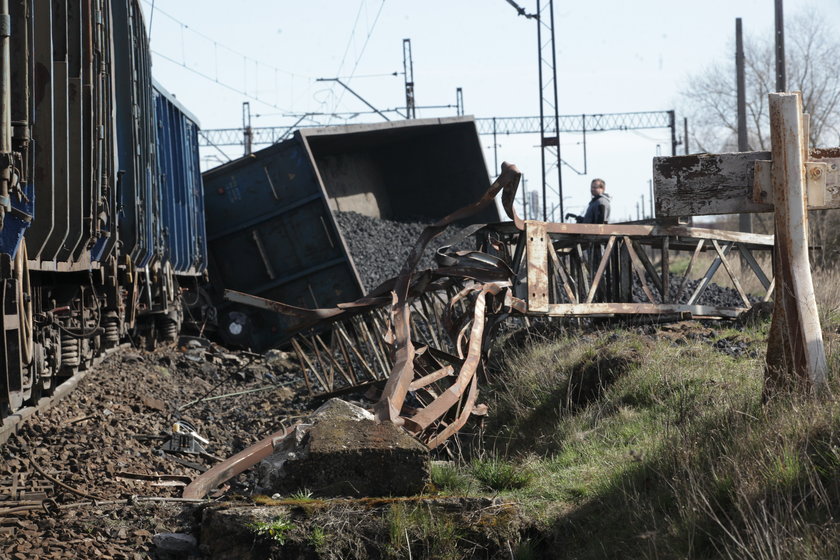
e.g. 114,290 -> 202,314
506,0 -> 562,220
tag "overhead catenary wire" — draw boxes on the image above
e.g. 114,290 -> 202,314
328,0 -> 388,123
334,0 -> 369,79
151,49 -> 291,112
140,0 -> 306,80
142,0 -> 317,112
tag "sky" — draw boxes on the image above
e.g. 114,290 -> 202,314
142,0 -> 840,223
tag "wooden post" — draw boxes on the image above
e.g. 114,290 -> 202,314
653,92 -> 835,393
525,221 -> 549,313
764,92 -> 827,393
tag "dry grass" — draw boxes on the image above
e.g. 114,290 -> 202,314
814,267 -> 840,330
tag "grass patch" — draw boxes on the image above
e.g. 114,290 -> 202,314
470,458 -> 533,491
247,514 -> 294,545
447,312 -> 840,558
386,503 -> 463,560
430,462 -> 473,493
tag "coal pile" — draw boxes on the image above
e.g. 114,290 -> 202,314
631,273 -> 760,307
333,211 -> 468,293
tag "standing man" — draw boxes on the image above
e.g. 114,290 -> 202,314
565,178 -> 612,301
566,178 -> 611,224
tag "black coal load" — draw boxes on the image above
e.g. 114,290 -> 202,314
334,211 -> 470,294
631,273 -> 760,307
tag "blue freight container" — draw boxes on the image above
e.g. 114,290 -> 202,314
152,81 -> 207,276
202,117 -> 498,350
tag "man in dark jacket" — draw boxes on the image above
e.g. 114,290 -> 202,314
567,178 -> 611,224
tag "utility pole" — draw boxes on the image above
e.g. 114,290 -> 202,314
522,174 -> 528,219
242,102 -> 253,156
683,117 -> 689,155
736,18 -> 752,235
774,0 -> 785,91
403,39 -> 416,119
492,117 -> 498,174
669,110 -> 677,155
456,87 -> 464,116
541,0 -> 563,221
507,0 -> 563,222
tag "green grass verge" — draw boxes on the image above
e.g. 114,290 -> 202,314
433,319 -> 840,559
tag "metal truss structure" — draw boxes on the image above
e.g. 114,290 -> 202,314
199,110 -> 677,147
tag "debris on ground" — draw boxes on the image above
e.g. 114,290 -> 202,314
0,342 -> 307,557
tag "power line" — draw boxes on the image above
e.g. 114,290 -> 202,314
151,49 -> 289,111
329,0 -> 388,122
346,1 -> 388,81
335,1 -> 368,79
140,0 -> 307,80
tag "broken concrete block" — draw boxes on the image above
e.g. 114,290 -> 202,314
311,398 -> 374,422
257,399 -> 429,497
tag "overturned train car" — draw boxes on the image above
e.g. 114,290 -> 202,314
202,118 -> 498,351
0,0 -> 206,417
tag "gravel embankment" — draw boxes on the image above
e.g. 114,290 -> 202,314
0,341 -> 315,559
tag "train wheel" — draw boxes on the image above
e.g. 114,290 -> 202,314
16,241 -> 36,403
1,242 -> 33,411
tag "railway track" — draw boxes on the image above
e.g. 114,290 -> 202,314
0,344 -> 132,446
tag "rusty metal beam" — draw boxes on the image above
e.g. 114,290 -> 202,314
737,244 -> 771,290
675,239 -> 705,302
624,236 -> 656,303
546,303 -> 743,318
585,236 -> 617,304
525,221 -> 549,313
687,243 -> 732,306
182,426 -> 296,500
711,240 -> 751,308
531,222 -> 774,247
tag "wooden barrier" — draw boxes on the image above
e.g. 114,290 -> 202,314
654,92 -> 829,392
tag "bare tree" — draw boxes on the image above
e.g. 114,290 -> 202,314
681,10 -> 840,153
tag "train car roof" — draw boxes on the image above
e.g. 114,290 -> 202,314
152,79 -> 202,128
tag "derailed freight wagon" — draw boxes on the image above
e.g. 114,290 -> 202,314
0,0 -> 207,417
202,117 -> 499,350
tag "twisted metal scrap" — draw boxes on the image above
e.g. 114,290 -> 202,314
373,162 -> 527,446
236,162 -> 528,447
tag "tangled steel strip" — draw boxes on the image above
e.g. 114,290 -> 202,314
236,162 -> 528,448
373,162 -> 527,446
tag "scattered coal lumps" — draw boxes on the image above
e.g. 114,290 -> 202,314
631,273 -> 760,307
